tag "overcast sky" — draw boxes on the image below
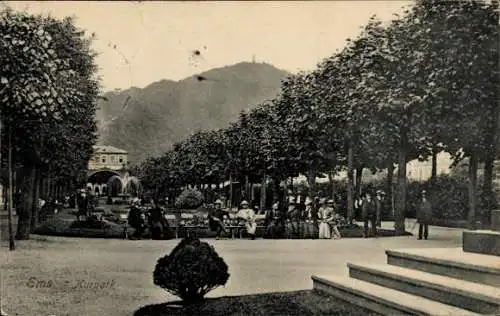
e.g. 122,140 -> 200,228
5,1 -> 413,91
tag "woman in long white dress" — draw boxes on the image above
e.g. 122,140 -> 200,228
317,199 -> 333,239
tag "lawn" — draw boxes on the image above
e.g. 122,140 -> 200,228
134,290 -> 378,316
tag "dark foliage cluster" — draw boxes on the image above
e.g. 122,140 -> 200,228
153,237 -> 230,303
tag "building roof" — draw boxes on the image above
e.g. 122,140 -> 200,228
93,145 -> 128,154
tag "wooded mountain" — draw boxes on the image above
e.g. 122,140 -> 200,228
97,62 -> 290,163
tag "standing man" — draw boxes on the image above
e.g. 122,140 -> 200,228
265,202 -> 283,239
76,189 -> 89,221
362,191 -> 377,238
237,200 -> 257,240
148,199 -> 164,240
208,199 -> 229,239
286,197 -> 300,238
417,190 -> 432,240
128,198 -> 146,240
375,190 -> 385,228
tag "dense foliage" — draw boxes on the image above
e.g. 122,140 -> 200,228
153,237 -> 230,303
135,0 -> 498,232
174,187 -> 204,209
0,8 -> 100,238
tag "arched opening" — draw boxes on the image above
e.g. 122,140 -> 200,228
107,176 -> 123,197
87,170 -> 122,197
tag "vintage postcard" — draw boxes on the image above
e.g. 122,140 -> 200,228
1,1 -> 499,315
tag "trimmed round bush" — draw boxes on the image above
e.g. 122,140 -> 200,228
175,188 -> 204,209
153,236 -> 229,303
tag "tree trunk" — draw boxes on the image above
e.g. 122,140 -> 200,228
7,128 -> 15,250
245,175 -> 250,201
468,154 -> 479,230
229,173 -> 233,209
394,131 -> 408,235
347,142 -> 355,223
16,165 -> 36,240
481,98 -> 500,225
355,166 -> 364,195
260,175 -> 267,212
431,145 -> 438,189
307,169 -> 316,198
482,156 -> 495,227
328,171 -> 335,198
30,167 -> 41,231
387,161 -> 395,220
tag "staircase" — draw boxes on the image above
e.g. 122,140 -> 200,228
312,213 -> 500,315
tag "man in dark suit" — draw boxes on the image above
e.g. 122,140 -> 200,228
76,189 -> 89,221
417,190 -> 432,240
362,191 -> 377,238
208,199 -> 229,239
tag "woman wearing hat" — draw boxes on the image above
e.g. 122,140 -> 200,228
317,198 -> 333,239
327,199 -> 342,239
303,197 -> 318,239
236,200 -> 257,240
285,197 -> 300,239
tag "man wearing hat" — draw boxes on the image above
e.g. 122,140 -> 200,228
76,189 -> 89,221
362,191 -> 378,238
375,190 -> 385,228
417,190 -> 432,240
128,198 -> 146,240
265,201 -> 284,239
208,199 -> 229,239
237,200 -> 257,240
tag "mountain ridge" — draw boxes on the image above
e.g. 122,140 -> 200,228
97,61 -> 290,163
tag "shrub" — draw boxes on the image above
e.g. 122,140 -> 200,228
406,174 -> 476,220
153,237 -> 230,303
175,188 -> 204,209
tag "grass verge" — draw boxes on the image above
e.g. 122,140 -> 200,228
133,290 -> 379,316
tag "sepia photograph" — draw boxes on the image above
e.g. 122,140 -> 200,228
0,1 -> 499,315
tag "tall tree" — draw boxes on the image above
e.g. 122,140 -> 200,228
0,10 -> 100,239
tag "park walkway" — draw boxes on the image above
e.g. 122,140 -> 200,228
0,219 -> 463,316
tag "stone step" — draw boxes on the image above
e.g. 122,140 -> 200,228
347,263 -> 500,315
386,248 -> 500,287
312,275 -> 482,316
463,230 -> 500,256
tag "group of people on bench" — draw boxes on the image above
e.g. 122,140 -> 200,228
207,197 -> 344,240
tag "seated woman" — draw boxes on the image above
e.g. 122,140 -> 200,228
327,199 -> 342,239
285,198 -> 300,239
317,199 -> 333,239
302,197 -> 318,239
236,200 -> 257,240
